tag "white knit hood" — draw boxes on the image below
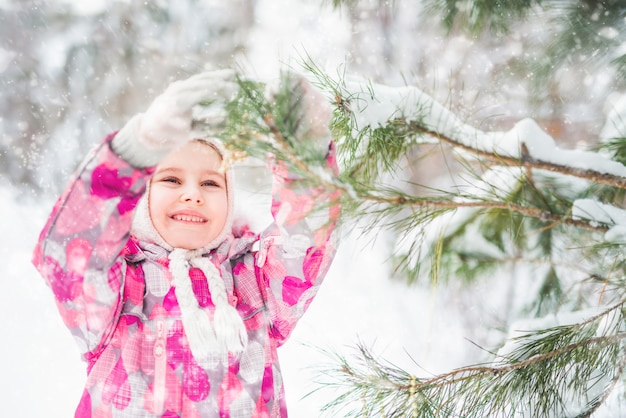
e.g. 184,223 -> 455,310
130,138 -> 248,360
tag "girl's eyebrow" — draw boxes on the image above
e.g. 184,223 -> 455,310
155,167 -> 180,174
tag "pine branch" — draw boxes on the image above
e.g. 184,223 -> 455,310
423,0 -> 540,35
318,300 -> 626,417
407,119 -> 626,191
221,70 -> 619,236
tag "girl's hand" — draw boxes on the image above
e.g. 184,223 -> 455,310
113,70 -> 238,167
138,70 -> 238,149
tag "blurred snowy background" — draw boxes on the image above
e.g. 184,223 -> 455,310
1,0 -> 623,416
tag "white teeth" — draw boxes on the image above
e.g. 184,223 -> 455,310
173,215 -> 206,223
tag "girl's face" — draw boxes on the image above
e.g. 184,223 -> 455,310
149,141 -> 229,250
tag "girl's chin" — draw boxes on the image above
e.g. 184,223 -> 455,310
165,234 -> 216,250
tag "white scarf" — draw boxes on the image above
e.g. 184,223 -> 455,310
168,248 -> 247,359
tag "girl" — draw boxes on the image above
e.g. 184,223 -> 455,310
32,70 -> 341,417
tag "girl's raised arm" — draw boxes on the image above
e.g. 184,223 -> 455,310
252,73 -> 342,345
32,136 -> 149,356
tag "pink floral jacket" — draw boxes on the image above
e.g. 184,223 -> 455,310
32,133 -> 340,417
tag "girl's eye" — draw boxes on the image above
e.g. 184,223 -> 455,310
202,180 -> 220,187
162,177 -> 180,184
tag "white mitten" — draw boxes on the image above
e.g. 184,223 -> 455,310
112,70 -> 238,167
269,71 -> 333,161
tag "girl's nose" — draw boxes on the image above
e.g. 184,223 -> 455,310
180,187 -> 203,204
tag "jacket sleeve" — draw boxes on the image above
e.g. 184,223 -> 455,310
32,133 -> 149,359
255,144 -> 341,346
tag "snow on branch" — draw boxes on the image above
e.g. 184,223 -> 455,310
341,77 -> 626,188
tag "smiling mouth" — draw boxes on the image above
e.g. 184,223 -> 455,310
171,214 -> 207,223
